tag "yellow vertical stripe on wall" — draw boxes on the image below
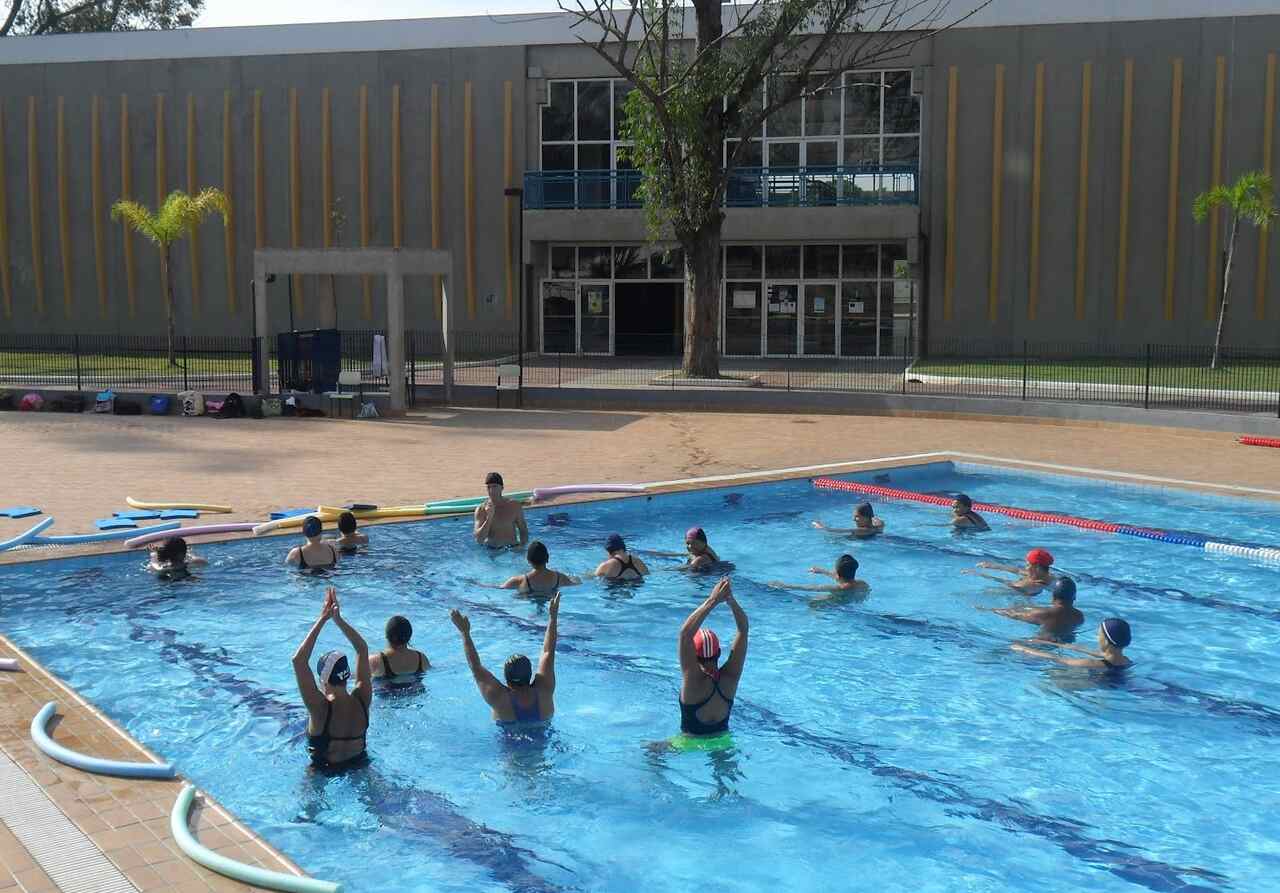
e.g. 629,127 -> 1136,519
944,66 -> 958,322
1207,56 -> 1226,321
1028,62 -> 1044,321
222,91 -> 237,314
464,81 -> 476,320
92,97 -> 107,316
289,86 -> 303,312
431,83 -> 442,318
186,93 -> 202,316
121,94 -> 137,317
987,65 -> 1004,324
322,88 -> 332,248
1116,59 -> 1134,322
359,85 -> 371,320
504,80 -> 514,321
392,84 -> 402,248
155,94 -> 168,319
1258,53 -> 1277,321
56,97 -> 73,318
1073,62 -> 1092,322
27,97 -> 44,315
1164,59 -> 1183,321
0,105 -> 11,318
253,91 -> 265,250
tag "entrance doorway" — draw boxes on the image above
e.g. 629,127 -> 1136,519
615,282 -> 684,355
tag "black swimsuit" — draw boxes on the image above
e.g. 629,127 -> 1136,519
608,555 -> 643,581
381,649 -> 425,676
522,571 -> 566,595
307,696 -> 369,769
298,543 -> 339,570
680,672 -> 734,736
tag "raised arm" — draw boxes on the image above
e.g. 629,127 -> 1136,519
538,593 -> 559,687
450,609 -> 506,710
679,579 -> 729,674
721,589 -> 750,680
327,587 -> 371,706
291,596 -> 332,714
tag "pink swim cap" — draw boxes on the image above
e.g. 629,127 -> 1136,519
685,526 -> 707,542
693,628 -> 720,659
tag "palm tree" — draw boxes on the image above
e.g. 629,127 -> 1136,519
112,188 -> 231,366
1192,171 -> 1277,370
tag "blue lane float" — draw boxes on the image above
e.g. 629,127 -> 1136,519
0,516 -> 55,552
31,701 -> 175,779
171,785 -> 342,893
27,520 -> 181,546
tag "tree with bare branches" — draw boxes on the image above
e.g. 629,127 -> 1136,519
1,0 -> 200,37
559,0 -> 985,377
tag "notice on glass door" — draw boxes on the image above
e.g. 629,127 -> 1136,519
587,291 -> 604,314
733,289 -> 757,309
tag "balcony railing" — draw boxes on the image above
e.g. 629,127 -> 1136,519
524,164 -> 918,210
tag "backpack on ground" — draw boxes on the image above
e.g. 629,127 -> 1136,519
179,391 -> 204,416
149,395 -> 171,415
216,392 -> 245,419
93,389 -> 115,413
261,397 -> 282,417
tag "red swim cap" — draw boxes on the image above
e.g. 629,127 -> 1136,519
1026,548 -> 1054,567
692,628 -> 720,659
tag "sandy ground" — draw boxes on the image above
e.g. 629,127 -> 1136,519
1,408 -> 1277,564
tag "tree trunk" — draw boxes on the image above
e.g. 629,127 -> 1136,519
682,221 -> 723,378
1209,214 -> 1240,371
162,247 -> 177,367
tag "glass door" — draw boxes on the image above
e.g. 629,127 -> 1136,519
541,281 -> 577,354
579,282 -> 612,355
723,282 -> 763,356
802,283 -> 837,356
765,281 -> 799,356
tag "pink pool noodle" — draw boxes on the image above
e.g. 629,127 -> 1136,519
530,484 -> 646,503
124,523 -> 258,549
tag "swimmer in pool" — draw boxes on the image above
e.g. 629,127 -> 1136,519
768,554 -> 869,596
965,548 -> 1055,595
595,534 -> 650,581
292,587 -> 372,770
499,540 -> 581,596
1011,617 -> 1133,670
450,592 -> 558,724
682,526 -> 720,571
370,615 -> 430,678
679,578 -> 748,736
147,536 -> 207,579
473,472 -> 529,548
951,494 -> 990,531
812,502 -> 885,538
981,577 -> 1084,640
329,511 -> 368,553
287,516 -> 339,570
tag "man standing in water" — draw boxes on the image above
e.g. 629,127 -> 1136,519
473,472 -> 528,548
450,593 -> 559,725
980,577 -> 1084,640
678,578 -> 748,737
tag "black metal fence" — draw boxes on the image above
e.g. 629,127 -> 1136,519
2,330 -> 1278,417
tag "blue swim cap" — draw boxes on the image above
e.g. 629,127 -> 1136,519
316,650 -> 349,685
605,533 -> 626,553
1100,618 -> 1131,648
1052,577 -> 1077,602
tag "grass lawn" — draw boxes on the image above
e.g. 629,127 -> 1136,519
0,350 -> 253,378
910,357 -> 1280,393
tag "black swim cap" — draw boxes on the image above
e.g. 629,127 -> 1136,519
835,554 -> 859,581
156,536 -> 187,563
605,533 -> 625,553
385,615 -> 413,647
316,651 -> 350,685
338,511 -> 358,534
1101,618 -> 1132,648
954,494 -> 972,508
527,540 -> 549,566
485,472 -> 504,487
1052,577 -> 1077,602
504,654 -> 533,687
302,515 -> 323,538
854,502 -> 874,518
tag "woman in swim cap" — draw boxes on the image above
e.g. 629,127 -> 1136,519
370,615 -> 431,678
683,526 -> 720,571
812,502 -> 885,538
951,494 -> 990,531
1011,617 -> 1132,670
331,511 -> 369,553
767,555 -> 869,602
450,592 -> 560,725
147,536 -> 207,579
287,516 -> 339,571
499,540 -> 581,596
291,587 -> 372,770
678,578 -> 748,736
595,534 -> 649,581
968,548 -> 1055,595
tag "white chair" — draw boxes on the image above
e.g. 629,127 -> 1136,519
326,369 -> 363,418
496,363 -> 521,408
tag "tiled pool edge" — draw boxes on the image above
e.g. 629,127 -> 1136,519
0,633 -> 311,893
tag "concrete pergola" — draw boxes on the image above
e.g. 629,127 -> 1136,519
253,248 -> 455,412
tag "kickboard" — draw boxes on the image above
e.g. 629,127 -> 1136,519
668,732 -> 734,753
0,506 -> 41,519
95,518 -> 138,530
113,510 -> 162,520
159,509 -> 201,519
270,508 -> 315,520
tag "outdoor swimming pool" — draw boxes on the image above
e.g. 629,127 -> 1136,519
2,460 -> 1278,893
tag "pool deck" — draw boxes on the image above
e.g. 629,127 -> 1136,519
1,406 -> 1278,891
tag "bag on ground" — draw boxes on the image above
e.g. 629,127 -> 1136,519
149,395 -> 171,415
179,391 -> 204,416
216,392 -> 245,419
93,389 -> 115,413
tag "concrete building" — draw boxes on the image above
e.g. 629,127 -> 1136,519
0,1 -> 1278,355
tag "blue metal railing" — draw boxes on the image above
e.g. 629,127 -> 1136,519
523,164 -> 918,210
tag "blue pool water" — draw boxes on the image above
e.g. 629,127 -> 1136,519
2,461 -> 1279,893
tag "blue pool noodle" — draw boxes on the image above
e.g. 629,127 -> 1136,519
31,702 -> 175,779
0,517 -> 55,552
